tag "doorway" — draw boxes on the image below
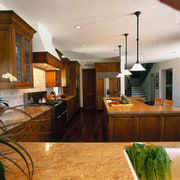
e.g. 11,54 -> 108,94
83,69 -> 96,109
166,69 -> 173,100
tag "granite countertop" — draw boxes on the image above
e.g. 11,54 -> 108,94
3,142 -> 180,180
0,105 -> 51,131
56,95 -> 75,101
104,97 -> 180,115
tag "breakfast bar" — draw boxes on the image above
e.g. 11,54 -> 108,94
103,97 -> 180,142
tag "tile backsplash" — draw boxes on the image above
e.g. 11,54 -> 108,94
0,68 -> 63,107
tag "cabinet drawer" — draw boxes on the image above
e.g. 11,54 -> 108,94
7,123 -> 27,141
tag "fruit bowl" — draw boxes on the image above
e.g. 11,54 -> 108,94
60,93 -> 66,98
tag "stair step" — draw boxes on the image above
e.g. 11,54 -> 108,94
131,86 -> 149,101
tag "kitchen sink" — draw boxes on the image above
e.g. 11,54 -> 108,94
124,147 -> 180,180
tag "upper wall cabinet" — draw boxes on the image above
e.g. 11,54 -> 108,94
0,10 -> 36,89
55,49 -> 70,87
60,58 -> 70,87
45,70 -> 61,87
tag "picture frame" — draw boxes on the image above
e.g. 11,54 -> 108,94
155,73 -> 159,89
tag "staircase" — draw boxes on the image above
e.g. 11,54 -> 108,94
131,86 -> 149,102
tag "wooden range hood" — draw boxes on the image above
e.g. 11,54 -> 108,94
33,51 -> 63,70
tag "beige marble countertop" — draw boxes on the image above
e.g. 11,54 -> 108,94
56,95 -> 75,101
104,97 -> 180,115
2,142 -> 180,180
0,105 -> 51,131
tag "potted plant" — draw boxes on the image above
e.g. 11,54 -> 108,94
0,105 -> 34,180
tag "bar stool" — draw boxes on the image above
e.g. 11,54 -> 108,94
163,99 -> 174,107
154,97 -> 162,106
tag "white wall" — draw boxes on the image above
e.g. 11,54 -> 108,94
142,58 -> 180,107
141,63 -> 159,101
158,58 -> 180,107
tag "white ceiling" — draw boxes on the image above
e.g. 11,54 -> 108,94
0,0 -> 180,65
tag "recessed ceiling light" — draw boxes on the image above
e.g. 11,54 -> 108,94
83,44 -> 86,47
74,25 -> 81,29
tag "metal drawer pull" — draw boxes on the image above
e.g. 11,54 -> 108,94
57,115 -> 61,119
61,110 -> 67,115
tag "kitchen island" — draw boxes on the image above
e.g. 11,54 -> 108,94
103,97 -> 180,142
3,142 -> 180,180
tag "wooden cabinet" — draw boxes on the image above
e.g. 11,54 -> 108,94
33,51 -> 63,87
55,49 -> 70,87
6,109 -> 52,142
7,122 -> 27,142
66,97 -> 75,123
61,58 -> 70,87
163,115 -> 180,141
97,78 -> 104,110
138,116 -> 162,141
45,70 -> 61,87
108,115 -> 137,142
64,61 -> 80,113
0,10 -> 36,89
95,62 -> 120,110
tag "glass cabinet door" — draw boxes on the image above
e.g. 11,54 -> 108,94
15,33 -> 23,82
25,39 -> 31,82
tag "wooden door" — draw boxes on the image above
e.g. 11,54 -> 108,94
83,69 -> 96,109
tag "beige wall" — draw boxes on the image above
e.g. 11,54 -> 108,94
0,67 -> 65,107
0,68 -> 46,106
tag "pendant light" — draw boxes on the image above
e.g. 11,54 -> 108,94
130,11 -> 146,71
122,33 -> 132,75
116,45 -> 124,77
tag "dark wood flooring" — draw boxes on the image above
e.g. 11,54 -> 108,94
59,109 -> 108,142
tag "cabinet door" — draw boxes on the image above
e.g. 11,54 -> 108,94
163,116 -> 180,141
97,78 -> 104,110
138,116 -> 161,141
109,78 -> 119,97
7,122 -> 27,141
15,32 -> 33,88
46,71 -> 56,87
56,70 -> 61,86
15,33 -> 23,82
108,115 -> 137,142
46,70 -> 61,87
61,63 -> 69,87
24,39 -> 31,83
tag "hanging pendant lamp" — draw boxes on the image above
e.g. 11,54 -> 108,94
116,45 -> 124,77
122,33 -> 132,75
130,11 -> 146,71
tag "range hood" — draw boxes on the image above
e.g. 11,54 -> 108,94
33,51 -> 63,70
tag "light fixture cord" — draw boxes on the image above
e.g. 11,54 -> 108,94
135,11 -> 141,63
118,45 -> 122,72
124,33 -> 128,69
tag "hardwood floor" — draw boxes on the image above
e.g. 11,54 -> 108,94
59,109 -> 108,142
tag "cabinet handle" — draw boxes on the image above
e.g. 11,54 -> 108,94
61,110 -> 67,115
57,115 -> 61,119
16,127 -> 23,132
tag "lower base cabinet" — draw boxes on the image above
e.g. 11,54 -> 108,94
106,113 -> 180,142
6,110 -> 52,142
66,97 -> 75,123
66,96 -> 80,124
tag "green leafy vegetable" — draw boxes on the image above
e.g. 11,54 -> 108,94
126,143 -> 172,180
0,160 -> 5,180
